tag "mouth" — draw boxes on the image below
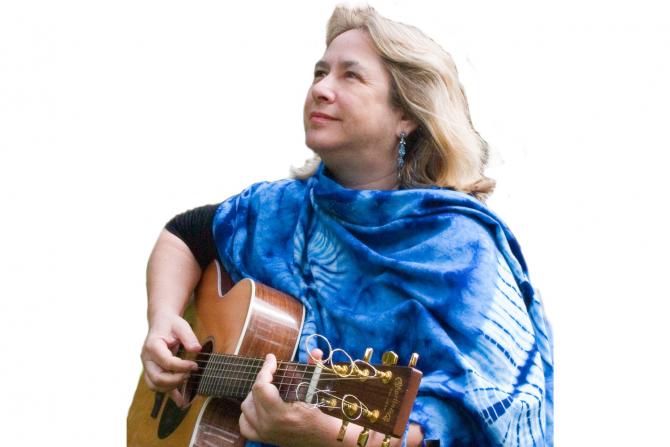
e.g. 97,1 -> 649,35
309,112 -> 338,122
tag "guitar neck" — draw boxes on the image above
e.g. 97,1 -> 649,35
189,353 -> 318,403
184,351 -> 422,438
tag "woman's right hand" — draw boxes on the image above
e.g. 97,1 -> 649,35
140,311 -> 202,406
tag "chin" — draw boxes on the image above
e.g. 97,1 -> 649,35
305,135 -> 341,154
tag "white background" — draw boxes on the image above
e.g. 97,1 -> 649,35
1,0 -> 668,445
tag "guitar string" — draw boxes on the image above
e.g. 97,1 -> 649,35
169,353 -> 395,396
198,359 -> 313,400
184,365 -> 388,380
183,359 -> 389,379
186,375 -> 387,402
178,351 -> 388,363
181,352 -> 390,374
184,372 -> 388,401
186,363 -> 387,380
181,360 -> 393,405
185,372 -> 386,382
184,361 -> 387,394
196,360 -> 307,400
177,353 -> 388,372
185,379 -> 386,420
181,351 -> 363,362
187,360 -> 369,373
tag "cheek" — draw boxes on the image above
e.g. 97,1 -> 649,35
302,96 -> 312,129
302,92 -> 310,116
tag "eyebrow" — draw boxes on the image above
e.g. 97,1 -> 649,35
314,60 -> 364,71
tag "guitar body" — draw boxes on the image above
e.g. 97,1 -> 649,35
127,262 -> 306,447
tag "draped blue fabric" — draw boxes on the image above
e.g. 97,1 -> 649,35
213,165 -> 553,446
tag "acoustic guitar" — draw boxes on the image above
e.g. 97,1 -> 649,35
127,261 -> 422,446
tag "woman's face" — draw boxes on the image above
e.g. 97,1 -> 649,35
303,29 -> 406,162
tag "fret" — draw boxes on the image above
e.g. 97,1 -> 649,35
277,361 -> 288,400
294,363 -> 310,403
243,356 -> 262,397
220,353 -> 234,398
232,354 -> 246,397
212,352 -> 226,397
198,358 -> 212,396
235,356 -> 250,398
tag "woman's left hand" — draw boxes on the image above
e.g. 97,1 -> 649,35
239,352 -> 323,446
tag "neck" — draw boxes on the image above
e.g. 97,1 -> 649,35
323,159 -> 399,191
195,353 -> 318,402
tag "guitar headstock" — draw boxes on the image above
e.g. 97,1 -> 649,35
306,347 -> 422,445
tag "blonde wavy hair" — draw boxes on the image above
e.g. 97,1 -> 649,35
293,5 -> 495,199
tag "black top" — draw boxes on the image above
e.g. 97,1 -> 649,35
165,204 -> 219,269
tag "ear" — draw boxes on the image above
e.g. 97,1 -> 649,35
397,112 -> 419,137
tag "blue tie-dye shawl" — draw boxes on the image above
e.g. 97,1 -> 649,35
212,165 -> 553,446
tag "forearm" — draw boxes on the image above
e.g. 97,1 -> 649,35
146,228 -> 202,322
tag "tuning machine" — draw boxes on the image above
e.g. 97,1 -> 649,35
357,428 -> 370,447
381,351 -> 398,365
336,420 -> 349,441
363,347 -> 373,362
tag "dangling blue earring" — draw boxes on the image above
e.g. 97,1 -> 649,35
397,131 -> 407,171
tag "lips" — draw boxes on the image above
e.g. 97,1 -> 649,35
310,112 -> 338,121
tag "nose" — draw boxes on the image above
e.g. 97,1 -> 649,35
310,76 -> 335,103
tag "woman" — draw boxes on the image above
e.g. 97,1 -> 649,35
140,5 -> 553,446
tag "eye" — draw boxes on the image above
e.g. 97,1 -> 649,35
313,69 -> 327,79
345,71 -> 361,80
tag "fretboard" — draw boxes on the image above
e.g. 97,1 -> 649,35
196,354 -> 320,402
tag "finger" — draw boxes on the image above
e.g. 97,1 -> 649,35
172,317 -> 201,352
146,337 -> 198,372
240,392 -> 262,432
308,348 -> 323,364
240,392 -> 253,414
143,369 -> 158,390
162,354 -> 199,373
238,412 -> 260,441
143,368 -> 183,392
169,388 -> 187,408
144,360 -> 189,390
144,364 -> 187,390
251,354 -> 281,413
254,353 -> 277,385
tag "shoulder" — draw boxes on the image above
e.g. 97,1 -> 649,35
409,189 -> 530,288
409,188 -> 504,252
426,189 -> 527,272
212,177 -> 313,235
240,177 -> 310,197
432,211 -> 501,276
215,177 -> 311,213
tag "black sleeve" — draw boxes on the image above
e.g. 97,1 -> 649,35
165,204 -> 220,270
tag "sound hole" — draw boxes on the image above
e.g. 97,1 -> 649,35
183,339 -> 213,403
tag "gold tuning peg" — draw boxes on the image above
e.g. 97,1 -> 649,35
336,421 -> 349,442
357,428 -> 370,447
381,435 -> 392,447
381,351 -> 398,366
363,347 -> 373,362
408,352 -> 419,368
